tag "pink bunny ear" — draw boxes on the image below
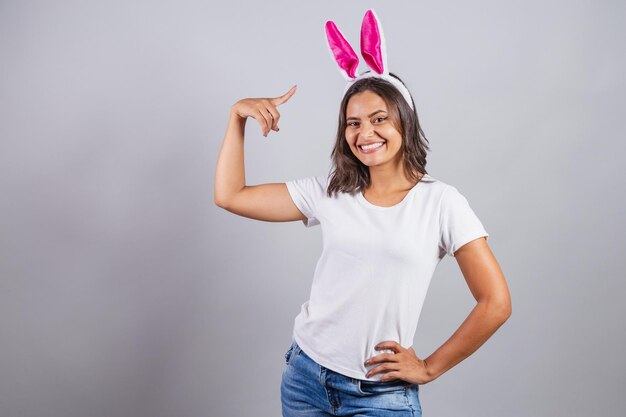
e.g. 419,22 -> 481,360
325,21 -> 359,80
360,9 -> 387,75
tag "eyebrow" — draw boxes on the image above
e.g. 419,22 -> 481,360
346,110 -> 387,121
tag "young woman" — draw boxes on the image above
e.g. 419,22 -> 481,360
215,10 -> 511,417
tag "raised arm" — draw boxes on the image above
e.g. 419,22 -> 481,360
214,86 -> 306,223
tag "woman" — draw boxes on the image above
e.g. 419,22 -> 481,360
214,9 -> 511,417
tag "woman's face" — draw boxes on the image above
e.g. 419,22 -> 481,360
344,90 -> 403,169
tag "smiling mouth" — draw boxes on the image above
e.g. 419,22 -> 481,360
358,141 -> 386,153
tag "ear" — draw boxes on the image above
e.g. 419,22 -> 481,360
325,20 -> 359,80
360,9 -> 388,75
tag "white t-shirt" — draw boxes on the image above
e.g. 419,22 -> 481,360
285,173 -> 489,381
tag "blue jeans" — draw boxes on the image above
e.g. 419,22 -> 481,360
281,339 -> 422,417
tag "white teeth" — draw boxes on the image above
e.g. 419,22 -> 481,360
360,142 -> 384,151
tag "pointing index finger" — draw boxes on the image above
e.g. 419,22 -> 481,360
271,85 -> 297,106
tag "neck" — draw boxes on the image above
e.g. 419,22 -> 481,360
366,162 -> 422,195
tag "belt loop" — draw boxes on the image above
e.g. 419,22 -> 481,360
319,366 -> 326,385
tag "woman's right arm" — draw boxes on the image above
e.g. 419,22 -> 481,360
214,86 -> 306,223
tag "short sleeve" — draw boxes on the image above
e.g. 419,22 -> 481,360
439,185 -> 489,258
285,175 -> 325,228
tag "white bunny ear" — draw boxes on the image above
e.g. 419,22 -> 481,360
325,20 -> 359,80
360,9 -> 388,75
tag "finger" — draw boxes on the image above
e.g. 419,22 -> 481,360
263,107 -> 276,131
366,362 -> 401,378
271,85 -> 297,106
375,341 -> 401,353
265,106 -> 281,131
365,363 -> 387,377
255,108 -> 271,136
379,372 -> 403,383
365,352 -> 398,367
274,85 -> 296,105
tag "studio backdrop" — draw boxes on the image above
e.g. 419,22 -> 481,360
0,1 -> 624,417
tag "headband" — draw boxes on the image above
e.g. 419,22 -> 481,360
324,9 -> 415,110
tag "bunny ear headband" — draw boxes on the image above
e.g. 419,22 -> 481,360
324,9 -> 414,110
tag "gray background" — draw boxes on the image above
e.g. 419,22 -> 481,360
1,0 -> 624,416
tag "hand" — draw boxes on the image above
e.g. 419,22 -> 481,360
231,85 -> 297,137
364,341 -> 432,385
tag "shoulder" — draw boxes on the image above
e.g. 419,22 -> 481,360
418,173 -> 451,199
314,174 -> 330,189
286,173 -> 330,198
419,174 -> 477,212
286,173 -> 327,185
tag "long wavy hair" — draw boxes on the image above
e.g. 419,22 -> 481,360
326,73 -> 430,198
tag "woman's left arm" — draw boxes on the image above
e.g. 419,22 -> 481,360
423,236 -> 511,381
364,237 -> 511,384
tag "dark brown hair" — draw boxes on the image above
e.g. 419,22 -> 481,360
326,73 -> 430,198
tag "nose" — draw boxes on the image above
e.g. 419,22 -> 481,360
361,121 -> 375,138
